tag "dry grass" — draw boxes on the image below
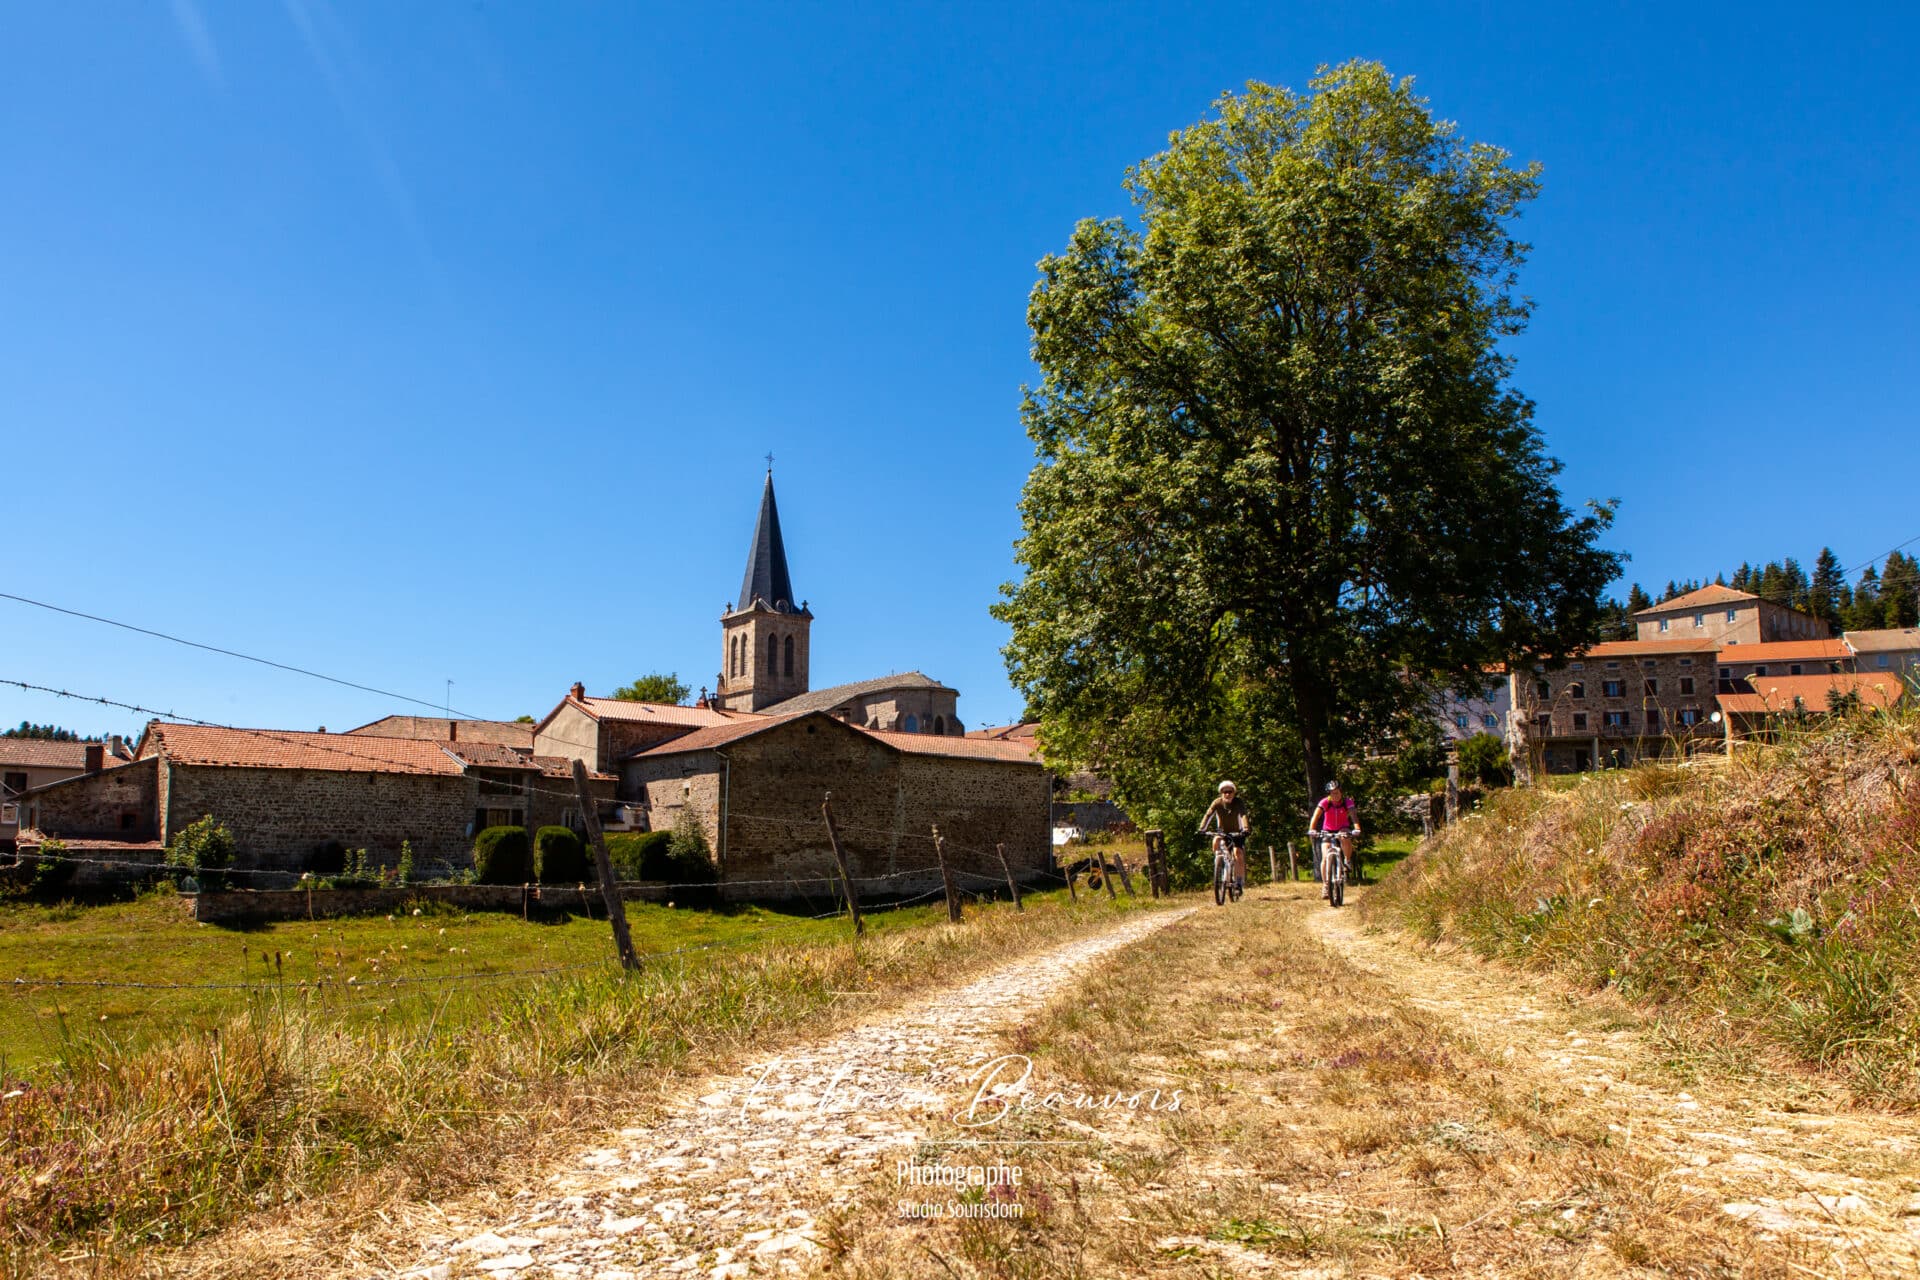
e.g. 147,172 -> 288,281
0,887 -> 1163,1277
816,885 -> 1818,1277
1363,706 -> 1920,1104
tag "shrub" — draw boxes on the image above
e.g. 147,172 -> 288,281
330,848 -> 379,890
1456,732 -> 1512,788
165,814 -> 236,891
534,826 -> 588,884
605,831 -> 672,882
396,840 -> 414,886
29,837 -> 75,895
667,809 -> 717,883
473,826 -> 530,885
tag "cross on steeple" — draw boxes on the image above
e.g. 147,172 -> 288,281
764,451 -> 775,471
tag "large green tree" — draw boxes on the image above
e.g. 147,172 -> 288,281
609,672 -> 691,705
995,63 -> 1621,827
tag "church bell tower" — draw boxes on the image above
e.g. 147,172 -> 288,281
717,469 -> 812,713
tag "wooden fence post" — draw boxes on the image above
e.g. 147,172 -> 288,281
1287,840 -> 1298,882
821,793 -> 863,936
931,825 -> 963,922
1114,854 -> 1137,896
1267,844 -> 1278,884
573,759 -> 640,972
1096,850 -> 1118,900
1065,857 -> 1078,901
995,842 -> 1022,911
1445,749 -> 1461,823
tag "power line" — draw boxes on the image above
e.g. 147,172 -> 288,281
0,591 -> 481,718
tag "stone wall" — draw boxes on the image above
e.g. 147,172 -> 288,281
624,717 -> 1050,901
534,702 -> 603,770
20,757 -> 161,841
345,717 -> 537,749
166,764 -> 476,873
1514,651 -> 1720,772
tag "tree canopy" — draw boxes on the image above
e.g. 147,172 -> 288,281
609,673 -> 691,705
995,62 -> 1620,839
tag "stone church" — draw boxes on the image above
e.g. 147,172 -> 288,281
712,471 -> 965,735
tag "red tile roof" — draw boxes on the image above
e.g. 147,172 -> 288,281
1717,672 -> 1907,716
0,739 -> 95,770
143,724 -> 469,776
625,712 -> 1041,765
966,722 -> 1039,742
1577,639 -> 1722,658
1634,584 -> 1757,614
1714,639 -> 1851,665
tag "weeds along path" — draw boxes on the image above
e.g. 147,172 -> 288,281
1309,894 -> 1920,1272
339,907 -> 1191,1280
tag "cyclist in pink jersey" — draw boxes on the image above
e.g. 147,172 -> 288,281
1309,780 -> 1360,896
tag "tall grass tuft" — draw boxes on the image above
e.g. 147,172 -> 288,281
1362,705 -> 1920,1102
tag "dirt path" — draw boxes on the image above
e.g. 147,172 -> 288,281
1308,898 -> 1920,1273
361,907 -> 1192,1280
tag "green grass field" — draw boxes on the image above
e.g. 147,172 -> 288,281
0,886 -> 953,1070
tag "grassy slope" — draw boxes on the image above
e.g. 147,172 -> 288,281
1362,709 -> 1920,1102
0,886 -> 1164,1273
0,890 -> 911,1068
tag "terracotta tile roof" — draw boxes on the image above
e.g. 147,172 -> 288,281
966,722 -> 1039,742
1845,628 -> 1920,654
1717,672 -> 1907,716
342,716 -> 538,747
625,712 -> 1040,766
624,714 -> 811,758
863,728 -> 1039,763
1634,584 -> 1757,614
445,742 -> 614,780
760,673 -> 953,717
0,739 -> 95,770
1714,639 -> 1851,665
1575,639 -> 1722,658
144,723 -> 469,776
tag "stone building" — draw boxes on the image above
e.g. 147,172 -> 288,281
1511,639 -> 1721,773
16,723 -> 613,881
2,736 -> 133,849
761,672 -> 962,734
621,711 -> 1048,900
1719,671 -> 1908,744
1634,584 -> 1828,645
532,687 -> 751,774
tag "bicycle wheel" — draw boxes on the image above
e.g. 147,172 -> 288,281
1213,862 -> 1227,906
1330,876 -> 1343,908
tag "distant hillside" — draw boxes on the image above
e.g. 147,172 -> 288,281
1364,709 -> 1920,1102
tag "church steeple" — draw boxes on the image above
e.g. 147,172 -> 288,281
737,470 -> 799,613
717,468 -> 813,713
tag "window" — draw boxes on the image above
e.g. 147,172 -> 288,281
1604,711 -> 1629,729
1679,677 -> 1695,695
1644,678 -> 1659,696
1718,667 -> 1732,680
1602,680 -> 1625,698
933,715 -> 946,735
1753,665 -> 1768,678
783,634 -> 795,677
1727,608 -> 1738,621
1658,618 -> 1670,632
901,714 -> 920,733
1681,708 -> 1700,727
0,803 -> 14,825
1,772 -> 25,797
1572,712 -> 1589,730
1534,713 -> 1552,732
1646,707 -> 1662,730
1605,661 -> 1621,670
1568,682 -> 1586,700
1570,662 -> 1585,671
1536,680 -> 1551,699
1483,713 -> 1498,729
120,810 -> 138,830
1694,613 -> 1705,627
766,633 -> 778,674
1789,664 -> 1803,676
1454,714 -> 1469,730
1877,655 -> 1891,668
1679,657 -> 1694,666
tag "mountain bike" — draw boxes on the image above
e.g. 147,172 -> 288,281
1315,831 -> 1349,908
1203,833 -> 1245,905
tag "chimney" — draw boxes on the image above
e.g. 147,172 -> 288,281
84,743 -> 104,774
570,681 -> 586,701
449,720 -> 458,742
108,734 -> 125,758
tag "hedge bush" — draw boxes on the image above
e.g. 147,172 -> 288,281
534,826 -> 588,884
473,826 -> 530,885
605,830 -> 672,882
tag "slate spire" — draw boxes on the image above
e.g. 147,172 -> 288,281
737,469 -> 798,613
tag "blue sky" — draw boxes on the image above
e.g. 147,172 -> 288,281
4,3 -> 1916,739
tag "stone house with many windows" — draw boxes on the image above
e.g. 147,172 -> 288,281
1512,639 -> 1720,773
1634,584 -> 1828,645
